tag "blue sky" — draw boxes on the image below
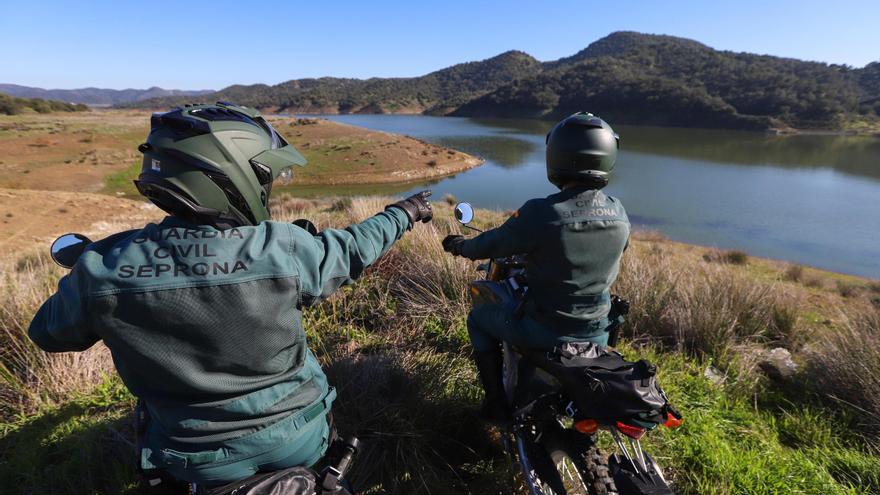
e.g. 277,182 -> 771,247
2,0 -> 878,90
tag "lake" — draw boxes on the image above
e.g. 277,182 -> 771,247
296,115 -> 880,278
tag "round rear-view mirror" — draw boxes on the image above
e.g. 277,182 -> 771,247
50,233 -> 92,269
454,202 -> 474,225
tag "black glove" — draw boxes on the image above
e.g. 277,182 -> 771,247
386,190 -> 433,225
292,218 -> 319,236
442,234 -> 466,256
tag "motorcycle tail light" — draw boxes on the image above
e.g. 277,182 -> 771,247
616,421 -> 646,440
574,419 -> 599,434
664,414 -> 683,429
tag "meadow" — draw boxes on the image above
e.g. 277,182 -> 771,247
1,196 -> 878,494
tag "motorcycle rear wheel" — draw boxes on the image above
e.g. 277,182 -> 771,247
516,422 -> 618,495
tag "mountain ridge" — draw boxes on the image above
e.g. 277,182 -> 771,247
0,84 -> 214,106
114,32 -> 880,130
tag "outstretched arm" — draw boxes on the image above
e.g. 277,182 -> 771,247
457,200 -> 541,260
28,269 -> 100,352
294,194 -> 428,306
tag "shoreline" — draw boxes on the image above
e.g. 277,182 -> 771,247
2,187 -> 875,284
283,111 -> 880,137
0,111 -> 485,194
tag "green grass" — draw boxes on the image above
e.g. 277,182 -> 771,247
5,345 -> 877,494
0,377 -> 140,494
625,347 -> 879,495
102,159 -> 141,198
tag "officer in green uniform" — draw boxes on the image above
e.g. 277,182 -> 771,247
28,103 -> 433,485
442,113 -> 630,422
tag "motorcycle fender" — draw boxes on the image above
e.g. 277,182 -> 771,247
469,280 -> 515,309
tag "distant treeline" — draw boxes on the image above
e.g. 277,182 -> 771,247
129,31 -> 880,131
0,92 -> 89,115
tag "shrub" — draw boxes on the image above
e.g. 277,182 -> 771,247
0,94 -> 22,115
836,281 -> 862,298
703,248 -> 749,265
784,264 -> 805,282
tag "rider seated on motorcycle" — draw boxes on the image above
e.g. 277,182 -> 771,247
27,102 -> 433,487
442,112 -> 630,423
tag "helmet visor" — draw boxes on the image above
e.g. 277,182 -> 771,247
253,116 -> 289,150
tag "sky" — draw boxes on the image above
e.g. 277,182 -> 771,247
2,0 -> 879,90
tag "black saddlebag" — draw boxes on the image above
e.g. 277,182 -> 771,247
202,465 -> 354,495
202,467 -> 321,495
522,341 -> 673,426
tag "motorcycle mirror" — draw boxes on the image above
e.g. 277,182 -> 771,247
50,233 -> 92,269
454,202 -> 474,225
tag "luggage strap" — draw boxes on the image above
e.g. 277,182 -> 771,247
320,436 -> 361,495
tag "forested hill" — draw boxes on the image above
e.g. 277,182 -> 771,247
130,32 -> 880,131
133,50 -> 543,115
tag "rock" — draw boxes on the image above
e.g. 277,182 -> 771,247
704,365 -> 726,385
757,347 -> 798,381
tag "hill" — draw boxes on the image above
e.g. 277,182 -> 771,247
131,50 -> 542,115
128,31 -> 880,132
0,84 -> 214,106
856,62 -> 880,114
455,32 -> 864,130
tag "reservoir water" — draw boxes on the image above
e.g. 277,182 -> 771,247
296,115 -> 880,278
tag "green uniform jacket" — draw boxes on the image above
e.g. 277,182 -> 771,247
461,187 -> 630,329
28,209 -> 411,471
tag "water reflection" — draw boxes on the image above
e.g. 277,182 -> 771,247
617,126 -> 880,181
434,136 -> 536,168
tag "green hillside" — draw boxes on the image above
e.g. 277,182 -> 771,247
133,50 -> 543,115
456,32 -> 863,130
856,62 -> 880,114
129,31 -> 880,132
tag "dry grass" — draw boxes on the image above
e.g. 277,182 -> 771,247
0,255 -> 113,418
803,309 -> 880,437
615,243 -> 801,360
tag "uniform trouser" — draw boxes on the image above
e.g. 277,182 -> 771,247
467,303 -> 610,353
165,410 -> 331,486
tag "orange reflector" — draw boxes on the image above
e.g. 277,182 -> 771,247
664,414 -> 683,429
615,421 -> 646,440
574,419 -> 599,434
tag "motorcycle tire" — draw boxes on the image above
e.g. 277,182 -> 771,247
516,422 -> 618,495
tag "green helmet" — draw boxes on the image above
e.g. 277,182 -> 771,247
135,102 -> 306,228
545,112 -> 619,188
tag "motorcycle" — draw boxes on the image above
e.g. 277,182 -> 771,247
452,202 -> 679,495
49,231 -> 360,495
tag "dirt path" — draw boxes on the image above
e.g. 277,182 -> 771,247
0,188 -> 161,256
0,111 -> 147,192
